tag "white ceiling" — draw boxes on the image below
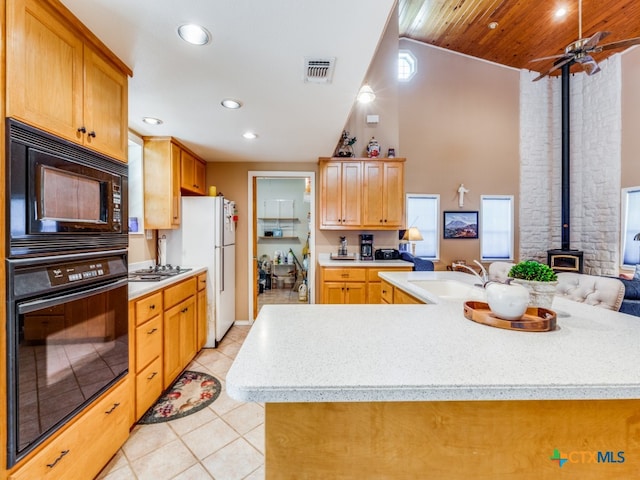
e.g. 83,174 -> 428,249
60,0 -> 397,163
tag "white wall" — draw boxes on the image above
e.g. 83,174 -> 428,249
519,56 -> 622,275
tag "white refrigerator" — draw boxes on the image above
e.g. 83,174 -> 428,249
164,196 -> 236,346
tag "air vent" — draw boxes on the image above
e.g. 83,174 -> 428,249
304,57 -> 335,84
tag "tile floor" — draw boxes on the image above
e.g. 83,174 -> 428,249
97,325 -> 264,480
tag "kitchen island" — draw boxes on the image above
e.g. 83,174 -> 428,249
226,272 -> 640,479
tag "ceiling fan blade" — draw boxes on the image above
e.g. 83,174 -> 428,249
583,31 -> 611,50
532,56 -> 575,82
529,53 -> 566,63
575,55 -> 600,75
598,36 -> 640,51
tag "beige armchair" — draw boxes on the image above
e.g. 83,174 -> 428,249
555,272 -> 625,311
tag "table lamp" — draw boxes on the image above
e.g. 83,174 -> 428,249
402,227 -> 423,256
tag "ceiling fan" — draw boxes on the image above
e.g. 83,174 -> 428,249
530,0 -> 640,81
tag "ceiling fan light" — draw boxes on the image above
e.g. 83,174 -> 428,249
178,24 -> 211,46
242,132 -> 257,140
357,84 -> 376,104
488,21 -> 499,30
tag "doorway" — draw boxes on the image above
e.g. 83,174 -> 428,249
247,171 -> 316,320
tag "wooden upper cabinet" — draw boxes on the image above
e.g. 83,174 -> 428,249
82,47 -> 128,160
319,160 -> 362,229
180,149 -> 207,195
6,0 -> 130,162
320,158 -> 405,230
362,160 -> 405,229
143,137 -> 182,229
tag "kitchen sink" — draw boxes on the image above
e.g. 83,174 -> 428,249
408,279 -> 485,301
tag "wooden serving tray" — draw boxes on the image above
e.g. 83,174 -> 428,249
463,301 -> 557,332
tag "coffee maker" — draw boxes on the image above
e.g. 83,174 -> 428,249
359,234 -> 374,260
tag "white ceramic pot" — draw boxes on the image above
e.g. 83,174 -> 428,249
485,282 -> 530,320
510,279 -> 558,308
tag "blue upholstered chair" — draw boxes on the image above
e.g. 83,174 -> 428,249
400,252 -> 434,271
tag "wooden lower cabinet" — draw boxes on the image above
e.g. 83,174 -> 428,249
319,266 -> 412,304
9,378 -> 130,480
379,279 -> 424,304
196,273 -> 207,349
163,278 -> 198,389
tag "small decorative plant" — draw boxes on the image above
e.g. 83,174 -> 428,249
508,260 -> 557,282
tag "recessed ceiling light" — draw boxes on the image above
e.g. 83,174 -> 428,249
142,117 -> 163,125
221,99 -> 242,109
177,24 -> 211,45
488,21 -> 499,30
242,132 -> 257,140
555,7 -> 568,18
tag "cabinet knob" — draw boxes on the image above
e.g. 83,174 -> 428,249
149,304 -> 156,310
88,131 -> 96,138
105,402 -> 121,414
147,328 -> 158,334
147,371 -> 158,380
181,307 -> 189,313
77,126 -> 86,133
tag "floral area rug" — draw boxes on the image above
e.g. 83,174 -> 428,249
139,371 -> 221,424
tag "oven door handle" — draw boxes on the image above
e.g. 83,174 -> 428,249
17,278 -> 128,315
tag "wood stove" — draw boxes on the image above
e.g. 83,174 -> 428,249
547,61 -> 584,274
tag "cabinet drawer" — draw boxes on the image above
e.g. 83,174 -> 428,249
135,316 -> 163,372
367,267 -> 412,282
134,292 -> 162,325
136,357 -> 163,420
197,273 -> 207,291
10,378 -> 130,480
380,280 -> 394,304
164,277 -> 196,310
323,268 -> 366,282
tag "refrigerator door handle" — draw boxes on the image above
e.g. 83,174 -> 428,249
219,246 -> 224,293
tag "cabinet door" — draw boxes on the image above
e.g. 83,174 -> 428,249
179,296 -> 197,367
6,0 -> 84,143
341,162 -> 362,227
171,142 -> 182,226
180,149 -> 196,192
382,162 -> 405,227
368,282 -> 382,304
322,282 -> 346,304
83,47 -> 128,161
196,287 -> 207,350
344,282 -> 367,304
194,157 -> 206,195
362,162 -> 384,227
163,302 -> 183,388
320,162 -> 343,228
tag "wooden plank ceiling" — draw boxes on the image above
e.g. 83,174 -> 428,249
398,0 -> 640,75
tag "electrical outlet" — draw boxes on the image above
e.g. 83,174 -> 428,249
146,229 -> 153,240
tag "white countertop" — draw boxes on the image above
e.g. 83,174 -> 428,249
128,266 -> 207,300
226,271 -> 640,403
317,252 -> 412,268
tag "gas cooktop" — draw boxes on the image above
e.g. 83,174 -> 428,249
128,265 -> 192,282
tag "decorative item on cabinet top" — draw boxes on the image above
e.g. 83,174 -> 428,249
335,130 -> 357,158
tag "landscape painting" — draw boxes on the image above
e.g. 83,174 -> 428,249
443,211 -> 478,239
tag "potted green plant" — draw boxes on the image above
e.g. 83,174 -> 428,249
508,260 -> 558,308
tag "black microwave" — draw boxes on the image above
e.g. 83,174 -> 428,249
7,119 -> 128,257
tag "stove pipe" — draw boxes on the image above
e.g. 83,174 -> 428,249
561,62 -> 570,251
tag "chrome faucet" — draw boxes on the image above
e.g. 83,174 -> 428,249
453,260 -> 489,286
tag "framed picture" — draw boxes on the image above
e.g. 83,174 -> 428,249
443,211 -> 478,239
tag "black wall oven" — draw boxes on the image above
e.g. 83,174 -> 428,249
5,119 -> 130,468
6,250 -> 129,467
7,119 -> 128,257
